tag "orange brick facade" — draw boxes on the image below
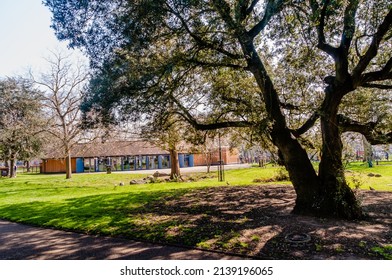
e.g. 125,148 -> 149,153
193,147 -> 239,166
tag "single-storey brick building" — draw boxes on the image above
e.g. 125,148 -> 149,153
40,141 -> 239,174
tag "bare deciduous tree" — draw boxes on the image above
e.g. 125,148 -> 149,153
32,50 -> 89,179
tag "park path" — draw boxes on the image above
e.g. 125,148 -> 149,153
0,220 -> 243,260
98,163 -> 253,175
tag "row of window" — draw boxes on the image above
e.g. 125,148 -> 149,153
78,154 -> 194,172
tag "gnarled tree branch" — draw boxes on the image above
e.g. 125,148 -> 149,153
171,95 -> 254,131
248,0 -> 286,38
360,82 -> 392,90
361,57 -> 392,84
352,9 -> 392,82
309,0 -> 339,58
340,0 -> 359,51
291,110 -> 320,137
338,114 -> 392,145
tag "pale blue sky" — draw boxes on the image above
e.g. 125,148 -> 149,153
0,0 -> 85,78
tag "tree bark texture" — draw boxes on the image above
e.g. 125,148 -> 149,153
9,157 -> 16,178
244,40 -> 362,219
169,149 -> 181,180
65,152 -> 72,179
275,104 -> 362,219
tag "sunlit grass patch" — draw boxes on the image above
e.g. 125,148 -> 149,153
345,162 -> 392,191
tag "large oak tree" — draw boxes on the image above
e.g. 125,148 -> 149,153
45,0 -> 391,219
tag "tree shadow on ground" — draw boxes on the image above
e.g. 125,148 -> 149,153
0,185 -> 390,259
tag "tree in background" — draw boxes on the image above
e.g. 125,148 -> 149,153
45,0 -> 392,219
0,78 -> 44,177
32,50 -> 89,179
140,114 -> 183,180
194,133 -> 218,174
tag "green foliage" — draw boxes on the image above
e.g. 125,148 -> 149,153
273,167 -> 290,181
45,0 -> 392,148
253,166 -> 291,183
0,77 -> 44,165
44,0 -> 392,218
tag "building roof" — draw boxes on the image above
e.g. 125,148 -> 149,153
43,141 -> 170,159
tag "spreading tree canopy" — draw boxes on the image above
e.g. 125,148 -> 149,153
44,0 -> 392,219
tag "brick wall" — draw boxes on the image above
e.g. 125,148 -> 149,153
193,148 -> 239,166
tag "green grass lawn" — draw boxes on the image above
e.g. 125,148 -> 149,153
345,161 -> 392,191
0,163 -> 390,250
0,166 -> 287,235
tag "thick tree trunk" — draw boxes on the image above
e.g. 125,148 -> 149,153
244,39 -> 362,219
277,121 -> 362,219
169,149 -> 180,180
317,94 -> 362,218
65,152 -> 72,179
293,93 -> 362,219
245,42 -> 322,217
272,128 -> 322,214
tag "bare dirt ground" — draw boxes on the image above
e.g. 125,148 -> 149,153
145,185 -> 392,259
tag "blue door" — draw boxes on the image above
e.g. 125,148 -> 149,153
189,155 -> 194,167
179,154 -> 185,168
76,158 -> 84,173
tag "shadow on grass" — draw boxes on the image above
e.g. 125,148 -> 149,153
0,186 -> 391,259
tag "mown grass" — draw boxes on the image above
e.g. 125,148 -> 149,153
345,161 -> 392,191
0,163 -> 390,251
0,166 -> 287,236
